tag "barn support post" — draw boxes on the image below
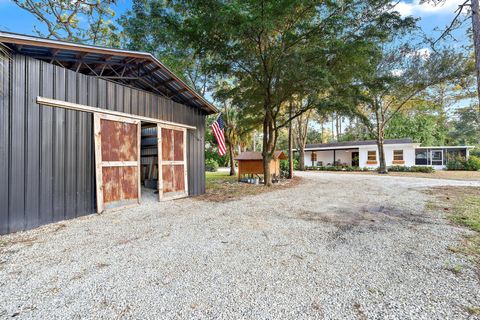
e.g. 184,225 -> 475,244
93,114 -> 104,213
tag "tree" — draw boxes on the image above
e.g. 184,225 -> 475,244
293,104 -> 314,171
120,0 -> 213,94
354,47 -> 472,172
423,0 -> 480,108
13,0 -> 120,46
385,112 -> 448,146
287,103 -> 294,178
449,104 -> 480,145
141,0 -> 415,185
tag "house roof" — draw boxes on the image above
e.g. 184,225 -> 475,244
235,151 -> 287,160
304,138 -> 415,150
0,31 -> 217,114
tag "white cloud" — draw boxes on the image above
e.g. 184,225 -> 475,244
413,47 -> 431,57
391,68 -> 405,76
392,0 -> 466,18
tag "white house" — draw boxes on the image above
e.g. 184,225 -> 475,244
302,138 -> 473,170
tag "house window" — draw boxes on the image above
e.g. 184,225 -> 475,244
415,150 -> 428,165
393,150 -> 404,161
367,150 -> 376,161
311,152 -> 317,162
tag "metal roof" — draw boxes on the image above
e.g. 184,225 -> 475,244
0,31 -> 218,114
305,138 -> 415,150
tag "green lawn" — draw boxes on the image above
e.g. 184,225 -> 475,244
205,171 -> 237,185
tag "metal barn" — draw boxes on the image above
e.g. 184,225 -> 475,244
0,32 -> 217,235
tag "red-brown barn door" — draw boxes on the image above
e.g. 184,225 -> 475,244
94,114 -> 141,212
158,124 -> 188,200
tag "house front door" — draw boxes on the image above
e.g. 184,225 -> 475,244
351,151 -> 359,167
431,150 -> 443,166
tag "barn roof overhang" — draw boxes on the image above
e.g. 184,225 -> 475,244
0,31 -> 218,115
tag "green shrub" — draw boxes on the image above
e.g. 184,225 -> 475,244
280,158 -> 299,177
446,156 -> 467,170
466,155 -> 480,171
409,166 -> 434,173
306,165 -> 360,172
305,165 -> 433,173
205,158 -> 219,172
445,155 -> 480,171
387,165 -> 408,172
387,166 -> 433,173
470,148 -> 480,158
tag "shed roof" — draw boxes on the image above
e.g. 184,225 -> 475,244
0,31 -> 217,114
305,138 -> 414,150
235,151 -> 286,160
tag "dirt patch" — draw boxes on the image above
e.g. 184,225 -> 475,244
426,186 -> 480,275
425,186 -> 480,202
0,235 -> 39,253
296,204 -> 428,228
196,176 -> 302,202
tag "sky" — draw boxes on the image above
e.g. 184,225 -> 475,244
0,0 -> 472,48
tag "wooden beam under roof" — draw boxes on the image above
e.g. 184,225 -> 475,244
37,96 -> 197,130
168,88 -> 188,98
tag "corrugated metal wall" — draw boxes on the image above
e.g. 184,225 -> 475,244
0,53 -> 207,235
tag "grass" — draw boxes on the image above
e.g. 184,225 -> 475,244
467,306 -> 480,316
388,170 -> 480,181
427,186 -> 480,270
316,170 -> 480,181
427,186 -> 480,313
449,195 -> 480,232
205,171 -> 238,187
445,263 -> 463,275
198,171 -> 300,202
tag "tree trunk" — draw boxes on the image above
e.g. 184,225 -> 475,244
321,123 -> 324,143
228,142 -> 236,176
287,105 -> 294,179
262,118 -> 272,186
331,115 -> 335,141
377,134 -> 388,174
471,0 -> 480,109
335,114 -> 340,141
299,146 -> 305,170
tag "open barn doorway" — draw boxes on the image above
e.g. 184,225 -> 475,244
140,122 -> 161,204
141,123 -> 189,202
94,118 -> 190,213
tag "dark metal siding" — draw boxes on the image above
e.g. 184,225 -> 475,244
0,53 -> 207,235
0,51 -> 10,234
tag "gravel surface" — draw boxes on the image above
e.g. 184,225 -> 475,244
1,172 -> 480,319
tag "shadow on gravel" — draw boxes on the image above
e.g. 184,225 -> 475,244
295,205 -> 436,249
296,204 -> 433,229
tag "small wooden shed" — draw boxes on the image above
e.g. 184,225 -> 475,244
235,151 -> 287,181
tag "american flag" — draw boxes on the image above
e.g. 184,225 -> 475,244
211,114 -> 226,156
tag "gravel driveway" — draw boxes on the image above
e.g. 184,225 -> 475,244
1,172 -> 480,319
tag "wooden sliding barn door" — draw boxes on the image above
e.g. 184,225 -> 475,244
94,114 -> 141,213
158,125 -> 188,200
